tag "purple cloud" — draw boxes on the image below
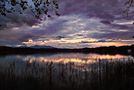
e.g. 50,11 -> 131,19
0,0 -> 134,47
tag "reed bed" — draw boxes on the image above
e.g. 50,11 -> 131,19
0,57 -> 133,90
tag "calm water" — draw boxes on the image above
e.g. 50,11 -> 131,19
0,53 -> 134,90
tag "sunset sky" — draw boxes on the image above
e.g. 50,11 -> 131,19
0,0 -> 134,48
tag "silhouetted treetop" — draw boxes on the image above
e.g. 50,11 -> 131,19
0,0 -> 60,18
125,0 -> 134,15
125,0 -> 134,7
0,0 -> 133,19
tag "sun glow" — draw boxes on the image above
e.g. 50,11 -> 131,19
28,39 -> 33,42
87,54 -> 127,60
89,42 -> 129,48
24,53 -> 127,66
22,36 -> 133,48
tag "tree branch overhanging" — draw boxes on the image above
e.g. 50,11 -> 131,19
125,0 -> 134,15
0,0 -> 60,18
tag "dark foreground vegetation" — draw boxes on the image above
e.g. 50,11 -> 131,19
0,45 -> 134,55
0,57 -> 133,90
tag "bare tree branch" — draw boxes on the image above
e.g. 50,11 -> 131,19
0,0 -> 60,18
124,0 -> 134,16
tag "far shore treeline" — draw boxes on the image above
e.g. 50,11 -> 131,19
0,45 -> 134,55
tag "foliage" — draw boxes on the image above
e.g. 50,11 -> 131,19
0,0 -> 60,18
0,0 -> 134,18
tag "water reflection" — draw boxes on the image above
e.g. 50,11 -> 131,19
0,53 -> 131,64
0,53 -> 133,90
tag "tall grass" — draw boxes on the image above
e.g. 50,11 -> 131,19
0,57 -> 133,90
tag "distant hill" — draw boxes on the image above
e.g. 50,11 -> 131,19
29,45 -> 55,49
0,45 -> 134,55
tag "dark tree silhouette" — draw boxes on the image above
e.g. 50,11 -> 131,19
125,0 -> 134,7
125,0 -> 134,15
0,0 -> 133,18
0,0 -> 60,18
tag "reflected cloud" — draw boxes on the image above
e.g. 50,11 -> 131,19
18,53 -> 129,65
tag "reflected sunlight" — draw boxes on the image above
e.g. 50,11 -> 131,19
23,53 -> 128,66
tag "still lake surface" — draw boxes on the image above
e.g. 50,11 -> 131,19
0,53 -> 134,90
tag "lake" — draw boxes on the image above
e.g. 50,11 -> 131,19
0,53 -> 134,90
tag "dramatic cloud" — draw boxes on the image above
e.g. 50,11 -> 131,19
0,0 -> 134,48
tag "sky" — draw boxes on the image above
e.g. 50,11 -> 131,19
0,0 -> 134,48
